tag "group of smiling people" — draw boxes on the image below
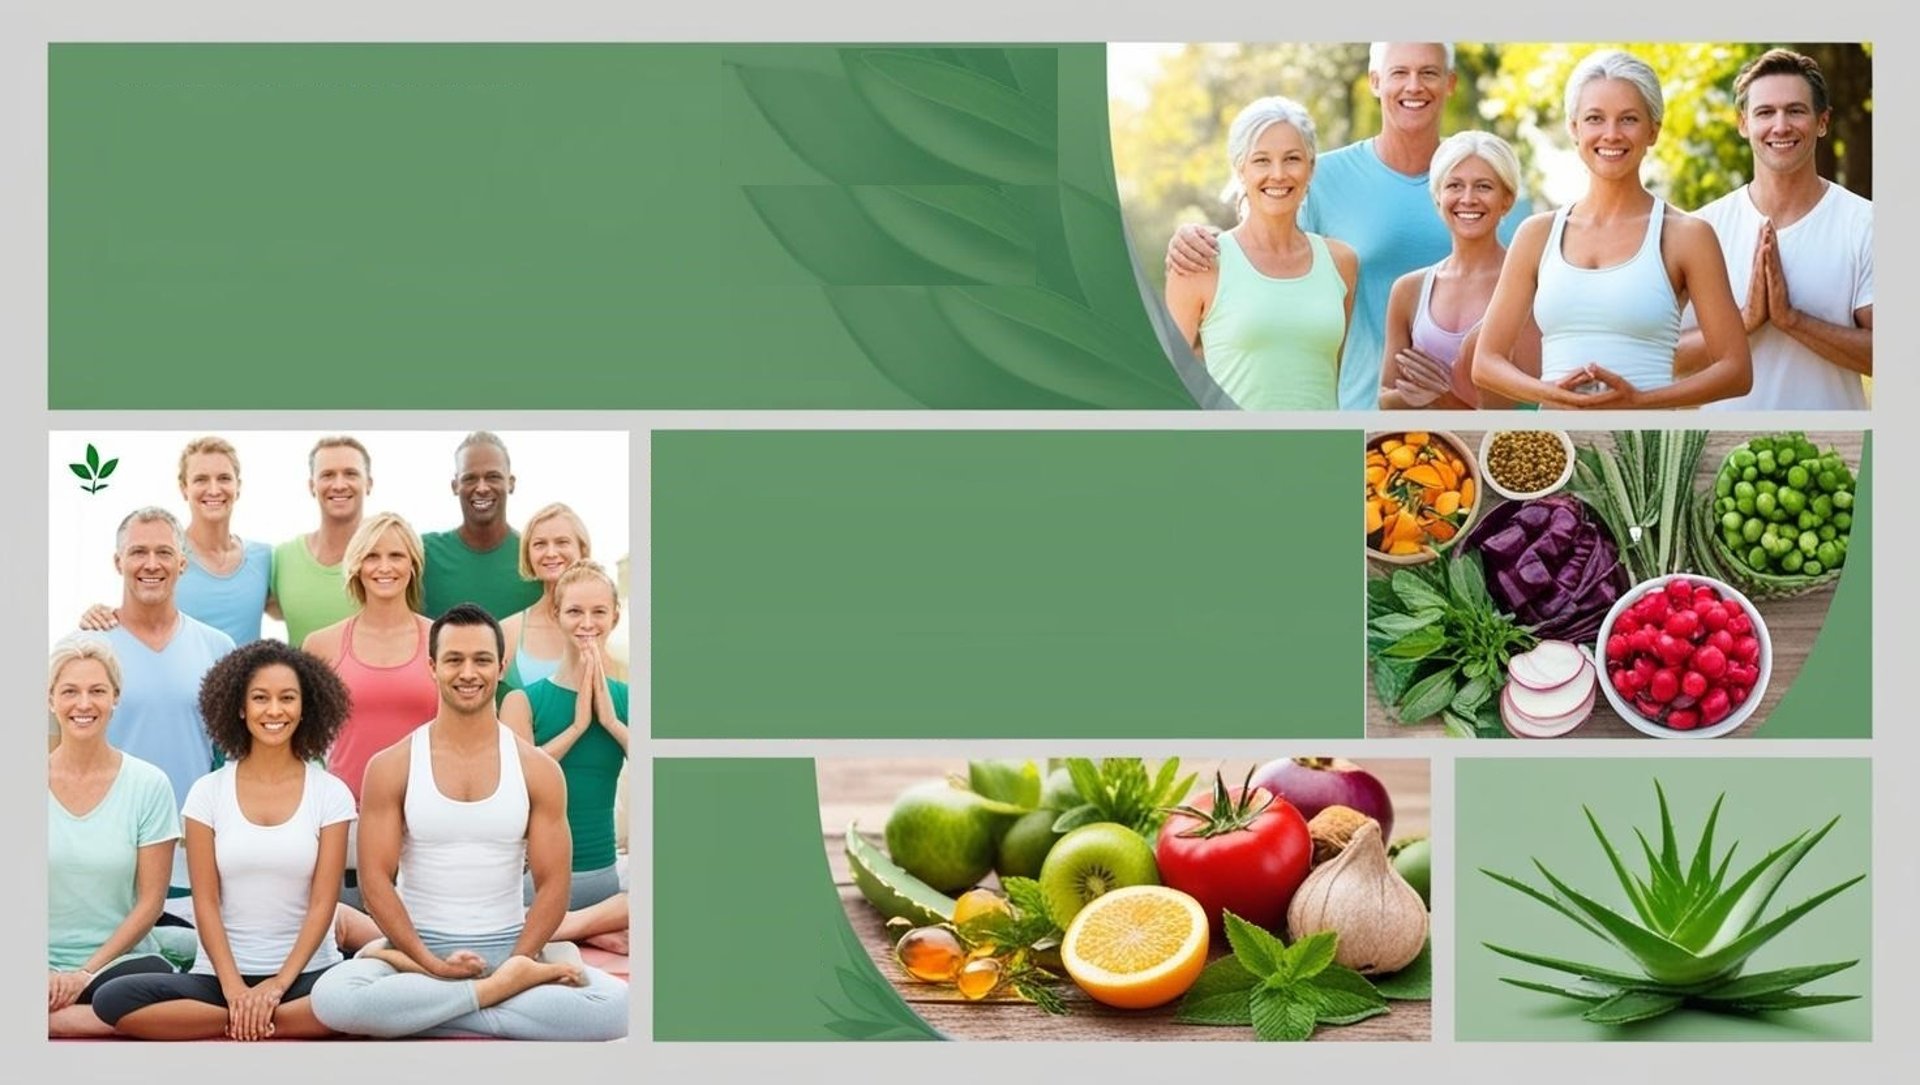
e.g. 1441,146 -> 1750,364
48,433 -> 629,1041
1164,45 -> 1871,412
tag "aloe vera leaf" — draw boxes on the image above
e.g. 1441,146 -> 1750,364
1716,817 -> 1841,943
1696,960 -> 1859,1002
1686,793 -> 1727,888
1481,943 -> 1652,988
1685,875 -> 1867,978
1633,828 -> 1683,924
1585,807 -> 1657,928
1676,826 -> 1817,949
1531,862 -> 1712,983
1583,989 -> 1685,1025
1708,840 -> 1738,898
1500,977 -> 1619,1004
1713,993 -> 1861,1013
1483,868 -> 1607,941
1654,781 -> 1684,885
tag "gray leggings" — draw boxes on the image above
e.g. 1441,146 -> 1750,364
523,862 -> 623,910
307,929 -> 626,1041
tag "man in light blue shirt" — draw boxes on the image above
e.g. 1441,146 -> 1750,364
1169,42 -> 1530,410
93,507 -> 235,919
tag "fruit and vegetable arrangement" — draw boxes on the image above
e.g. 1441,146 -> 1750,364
1365,432 -> 1478,557
1483,781 -> 1863,1025
1368,431 -> 1860,739
841,757 -> 1431,1039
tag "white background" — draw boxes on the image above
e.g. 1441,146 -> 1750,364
47,429 -> 632,650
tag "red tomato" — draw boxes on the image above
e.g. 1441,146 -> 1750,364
1155,782 -> 1312,934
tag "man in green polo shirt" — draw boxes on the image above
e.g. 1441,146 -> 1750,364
421,431 -> 544,621
271,436 -> 371,647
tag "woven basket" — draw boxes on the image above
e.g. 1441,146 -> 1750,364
1690,486 -> 1842,600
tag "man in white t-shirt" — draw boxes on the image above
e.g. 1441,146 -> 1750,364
1678,49 -> 1872,409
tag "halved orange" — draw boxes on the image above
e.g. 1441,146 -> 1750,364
1060,885 -> 1209,1009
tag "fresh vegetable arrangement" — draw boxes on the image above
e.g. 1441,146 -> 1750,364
1483,782 -> 1863,1026
840,758 -> 1430,1038
1365,431 -> 1478,558
1369,431 -> 1859,739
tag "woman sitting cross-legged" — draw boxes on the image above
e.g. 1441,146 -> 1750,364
93,641 -> 357,1040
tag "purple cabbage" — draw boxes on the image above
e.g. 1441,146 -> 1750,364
1459,493 -> 1630,643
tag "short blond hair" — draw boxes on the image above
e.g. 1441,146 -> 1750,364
342,511 -> 425,611
518,503 -> 593,580
177,436 -> 240,486
50,636 -> 123,697
552,559 -> 621,617
309,435 -> 371,477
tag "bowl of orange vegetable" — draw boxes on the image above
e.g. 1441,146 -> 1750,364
1365,431 -> 1482,565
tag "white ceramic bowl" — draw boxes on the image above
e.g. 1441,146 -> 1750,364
1592,573 -> 1772,740
1479,430 -> 1576,503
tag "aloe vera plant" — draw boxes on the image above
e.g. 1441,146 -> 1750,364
1482,782 -> 1863,1024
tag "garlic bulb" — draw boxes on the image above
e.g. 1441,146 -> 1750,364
1286,820 -> 1427,974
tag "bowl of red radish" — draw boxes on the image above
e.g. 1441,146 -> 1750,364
1594,574 -> 1772,739
1502,640 -> 1599,738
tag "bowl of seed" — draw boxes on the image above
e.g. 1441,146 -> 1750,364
1480,429 -> 1576,502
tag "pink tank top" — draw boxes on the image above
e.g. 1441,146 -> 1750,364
1410,266 -> 1474,369
328,617 -> 439,804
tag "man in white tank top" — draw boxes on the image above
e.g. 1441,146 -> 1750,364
308,604 -> 628,1040
1677,49 -> 1871,409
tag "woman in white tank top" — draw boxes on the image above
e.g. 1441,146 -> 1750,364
1473,50 -> 1751,409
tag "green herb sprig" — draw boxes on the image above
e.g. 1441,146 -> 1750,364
1052,758 -> 1196,837
944,876 -> 1070,1015
1174,912 -> 1390,1040
1368,552 -> 1536,737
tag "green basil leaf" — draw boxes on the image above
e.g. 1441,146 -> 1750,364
1391,570 -> 1450,613
1397,668 -> 1460,724
1369,940 -> 1432,1000
1369,610 -> 1444,639
1450,675 -> 1491,714
1382,624 -> 1447,660
1370,655 -> 1421,707
1447,552 -> 1488,608
1440,711 -> 1478,739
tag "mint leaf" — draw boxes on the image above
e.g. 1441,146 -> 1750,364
1278,930 -> 1337,983
1174,957 -> 1258,1025
1305,965 -> 1389,1024
1249,985 -> 1318,1041
1222,910 -> 1285,980
1370,939 -> 1432,1000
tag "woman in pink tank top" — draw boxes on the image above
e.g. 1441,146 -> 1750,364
1380,132 -> 1537,409
298,512 -> 438,805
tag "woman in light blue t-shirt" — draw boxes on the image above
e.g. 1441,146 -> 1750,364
46,639 -> 182,1037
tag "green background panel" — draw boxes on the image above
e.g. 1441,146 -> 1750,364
1456,757 -> 1871,1041
652,430 -> 1358,737
50,44 -> 1190,410
653,759 -> 937,1041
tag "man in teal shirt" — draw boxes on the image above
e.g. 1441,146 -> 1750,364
1169,42 -> 1530,410
421,431 -> 543,621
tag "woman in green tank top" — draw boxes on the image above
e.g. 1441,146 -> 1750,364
1165,96 -> 1358,410
501,560 -> 629,953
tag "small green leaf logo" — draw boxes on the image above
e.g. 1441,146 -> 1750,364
70,443 -> 118,494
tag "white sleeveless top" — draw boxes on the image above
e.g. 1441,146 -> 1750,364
1534,199 -> 1681,391
398,724 -> 529,934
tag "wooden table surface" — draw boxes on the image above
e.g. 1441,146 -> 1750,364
1366,430 -> 1859,739
819,757 -> 1430,1041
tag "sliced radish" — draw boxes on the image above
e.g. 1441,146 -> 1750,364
1507,659 -> 1595,719
1502,682 -> 1595,738
1509,649 -> 1582,692
1527,641 -> 1587,686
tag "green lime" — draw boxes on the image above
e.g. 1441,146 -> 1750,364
884,781 -> 998,894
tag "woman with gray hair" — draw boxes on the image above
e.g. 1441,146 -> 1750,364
1380,131 -> 1538,408
1164,96 -> 1358,410
1474,49 -> 1750,408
